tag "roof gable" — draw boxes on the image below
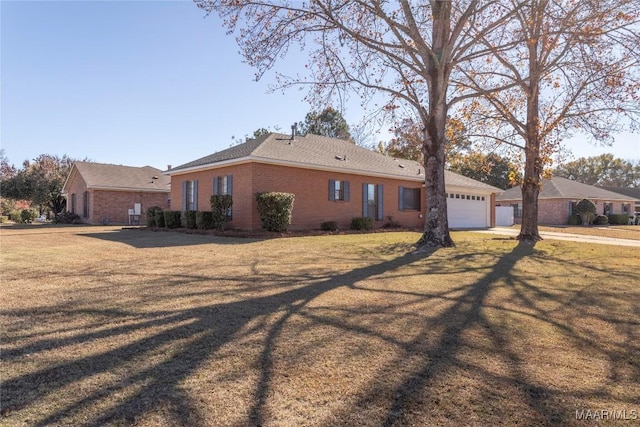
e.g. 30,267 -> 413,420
168,133 -> 501,193
64,162 -> 171,193
497,176 -> 638,201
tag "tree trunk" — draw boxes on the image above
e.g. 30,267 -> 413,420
416,1 -> 454,249
519,15 -> 543,244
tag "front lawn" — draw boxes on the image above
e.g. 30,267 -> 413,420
1,226 -> 639,426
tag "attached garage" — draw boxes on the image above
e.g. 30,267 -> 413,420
447,192 -> 490,228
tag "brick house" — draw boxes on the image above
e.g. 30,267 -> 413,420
165,133 -> 500,230
496,176 -> 638,225
62,162 -> 170,225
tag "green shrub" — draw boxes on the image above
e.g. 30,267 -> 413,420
255,192 -> 294,232
320,221 -> 338,232
594,214 -> 609,225
383,215 -> 401,229
184,210 -> 198,229
210,194 -> 233,230
607,214 -> 629,225
163,210 -> 182,229
636,215 -> 640,225
567,214 -> 582,225
196,211 -> 216,230
155,210 -> 166,228
574,199 -> 596,225
53,211 -> 82,224
351,216 -> 374,230
0,215 -> 7,223
146,206 -> 163,227
20,209 -> 36,223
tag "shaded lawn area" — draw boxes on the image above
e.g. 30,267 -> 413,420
1,226 -> 639,426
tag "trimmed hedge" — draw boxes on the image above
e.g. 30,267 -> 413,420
184,210 -> 198,229
163,210 -> 182,229
155,210 -> 166,228
196,211 -> 216,230
146,206 -> 163,227
53,211 -> 82,224
255,192 -> 294,232
594,214 -> 609,225
211,194 -> 233,230
320,221 -> 338,232
567,214 -> 582,225
351,216 -> 374,230
607,214 -> 629,225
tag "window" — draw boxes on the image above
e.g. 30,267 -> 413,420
399,187 -> 420,211
214,175 -> 233,196
83,191 -> 89,218
328,179 -> 350,201
570,201 -> 577,215
512,203 -> 522,218
182,180 -> 198,211
622,203 -> 630,213
70,194 -> 76,214
603,202 -> 613,214
362,183 -> 383,220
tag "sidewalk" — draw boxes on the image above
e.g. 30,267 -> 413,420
473,227 -> 640,248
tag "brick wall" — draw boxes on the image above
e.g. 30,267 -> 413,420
91,190 -> 170,225
171,162 -> 438,231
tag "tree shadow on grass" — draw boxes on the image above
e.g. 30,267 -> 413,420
2,240 -> 638,426
0,244 -> 433,426
81,228 -> 265,248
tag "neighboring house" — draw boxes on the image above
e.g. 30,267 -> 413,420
165,132 -> 501,231
62,162 -> 171,225
598,186 -> 640,213
496,176 -> 638,225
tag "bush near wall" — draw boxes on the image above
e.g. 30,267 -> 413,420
196,211 -> 216,230
155,210 -> 166,228
594,214 -> 609,225
184,210 -> 198,229
255,192 -> 295,232
607,214 -> 629,225
567,214 -> 582,225
321,221 -> 339,232
146,206 -> 163,228
163,210 -> 182,229
53,212 -> 82,224
210,195 -> 233,230
351,216 -> 374,230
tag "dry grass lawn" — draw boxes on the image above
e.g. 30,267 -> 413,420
538,225 -> 640,241
1,225 -> 639,426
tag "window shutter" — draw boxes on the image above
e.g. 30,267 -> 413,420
227,175 -> 233,195
193,180 -> 198,211
344,181 -> 350,202
362,183 -> 368,217
377,185 -> 384,220
213,177 -> 219,195
182,181 -> 187,211
329,179 -> 336,201
399,187 -> 404,211
416,189 -> 421,211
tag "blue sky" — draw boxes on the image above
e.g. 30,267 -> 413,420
2,0 -> 638,171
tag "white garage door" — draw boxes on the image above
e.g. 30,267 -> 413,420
447,192 -> 488,228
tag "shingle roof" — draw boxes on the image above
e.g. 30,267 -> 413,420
66,162 -> 171,192
168,133 -> 501,192
497,176 -> 638,201
598,186 -> 640,201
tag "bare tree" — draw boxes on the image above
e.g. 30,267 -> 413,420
458,0 -> 640,242
195,0 -> 516,248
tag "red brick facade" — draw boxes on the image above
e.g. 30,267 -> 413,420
170,162 -> 496,231
65,172 -> 169,225
497,198 -> 636,225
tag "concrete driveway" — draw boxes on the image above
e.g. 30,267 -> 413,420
473,227 -> 640,248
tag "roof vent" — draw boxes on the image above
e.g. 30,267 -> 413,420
417,168 -> 422,175
399,164 -> 405,168
335,155 -> 347,161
